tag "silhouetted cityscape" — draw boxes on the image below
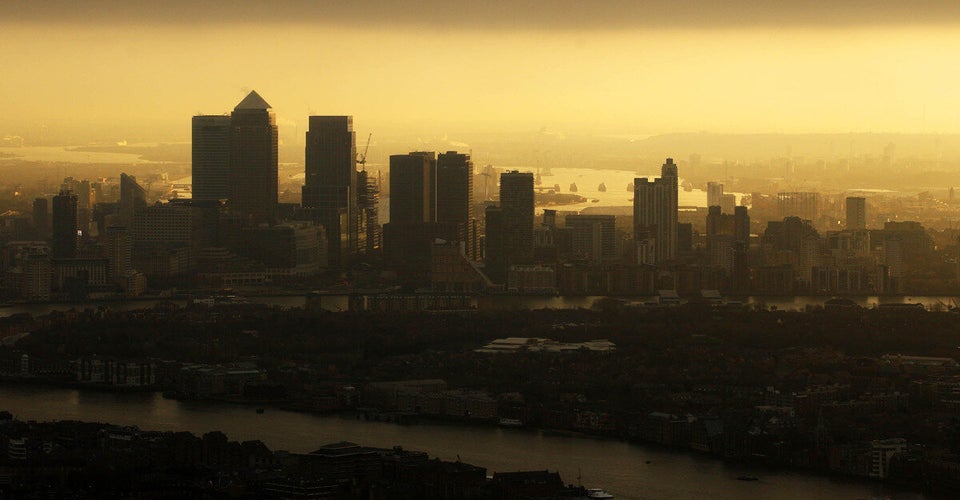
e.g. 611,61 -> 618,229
5,92 -> 960,498
0,91 -> 956,303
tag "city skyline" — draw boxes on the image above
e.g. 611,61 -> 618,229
4,2 -> 960,146
6,4 -> 960,496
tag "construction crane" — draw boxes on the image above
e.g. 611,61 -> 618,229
479,170 -> 493,201
358,132 -> 372,171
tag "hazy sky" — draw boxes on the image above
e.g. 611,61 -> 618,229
4,1 -> 960,143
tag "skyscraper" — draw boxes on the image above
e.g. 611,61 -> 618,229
304,116 -> 356,194
846,196 -> 866,231
436,151 -> 473,224
498,170 -> 534,264
52,190 -> 79,259
389,152 -> 436,224
192,115 -> 231,202
229,90 -> 278,226
634,158 -> 678,264
437,151 -> 476,259
302,116 -> 358,266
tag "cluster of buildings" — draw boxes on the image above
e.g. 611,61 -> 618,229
0,417 -> 527,498
0,91 -> 948,301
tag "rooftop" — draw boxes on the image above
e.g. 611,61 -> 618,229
234,90 -> 271,111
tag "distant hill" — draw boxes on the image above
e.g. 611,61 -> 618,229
636,133 -> 960,162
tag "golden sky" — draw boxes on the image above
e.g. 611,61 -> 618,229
3,1 -> 960,143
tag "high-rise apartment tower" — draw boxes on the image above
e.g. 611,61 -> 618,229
634,158 -> 678,263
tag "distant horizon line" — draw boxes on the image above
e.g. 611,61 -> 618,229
13,130 -> 960,146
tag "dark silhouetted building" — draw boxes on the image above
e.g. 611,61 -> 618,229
192,115 -> 232,202
484,171 -> 534,283
389,152 -> 436,224
51,190 -> 78,259
437,151 -> 476,260
302,116 -> 357,266
119,173 -> 147,228
229,91 -> 278,226
706,205 -> 750,290
565,214 -> 616,264
382,152 -> 442,287
499,171 -> 534,262
437,151 -> 473,224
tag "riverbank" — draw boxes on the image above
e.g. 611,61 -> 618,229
0,385 -> 924,500
6,303 -> 960,497
0,373 -> 931,498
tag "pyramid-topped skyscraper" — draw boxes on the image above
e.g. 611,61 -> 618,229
229,90 -> 278,225
234,90 -> 272,110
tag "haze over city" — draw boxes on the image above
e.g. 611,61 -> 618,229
6,2 -> 960,499
4,0 -> 960,145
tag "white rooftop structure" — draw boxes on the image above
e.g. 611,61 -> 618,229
476,337 -> 615,354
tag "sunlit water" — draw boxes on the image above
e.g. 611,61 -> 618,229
524,166 -> 708,211
0,146 -> 154,164
0,386 -> 923,500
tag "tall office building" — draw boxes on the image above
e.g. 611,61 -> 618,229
482,171 -> 534,283
498,170 -> 535,265
389,152 -> 437,224
52,190 -> 79,259
192,115 -> 232,202
304,116 -> 356,194
437,151 -> 473,224
381,152 -> 438,285
302,116 -> 358,266
229,90 -> 278,226
437,151 -> 476,259
633,158 -> 678,264
846,196 -> 866,231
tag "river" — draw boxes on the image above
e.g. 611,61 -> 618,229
0,386 -> 922,500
